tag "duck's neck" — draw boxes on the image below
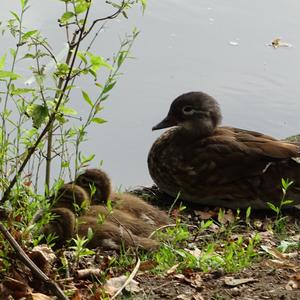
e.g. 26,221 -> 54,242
177,120 -> 216,140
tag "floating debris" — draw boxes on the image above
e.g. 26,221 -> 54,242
270,38 -> 293,48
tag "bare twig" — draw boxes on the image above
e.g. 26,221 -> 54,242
77,0 -> 126,44
0,222 -> 68,300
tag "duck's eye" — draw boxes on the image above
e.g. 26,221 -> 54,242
182,106 -> 195,115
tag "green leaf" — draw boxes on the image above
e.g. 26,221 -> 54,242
0,70 -> 21,80
282,199 -> 294,206
82,90 -> 93,107
60,11 -> 75,23
87,227 -> 94,241
0,54 -> 6,70
22,30 -> 38,41
61,161 -> 69,168
117,51 -> 126,68
75,2 -> 89,14
20,0 -> 28,10
11,88 -> 35,95
91,118 -> 106,124
267,202 -> 279,213
59,106 -> 77,115
26,104 -> 49,128
103,81 -> 116,94
10,11 -> 20,22
87,53 -> 112,72
77,51 -> 87,64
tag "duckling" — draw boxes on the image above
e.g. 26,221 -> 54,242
78,215 -> 159,250
51,183 -> 90,214
41,207 -> 76,248
148,91 -> 300,209
42,183 -> 160,250
42,208 -> 158,251
75,168 -> 170,226
83,204 -> 157,237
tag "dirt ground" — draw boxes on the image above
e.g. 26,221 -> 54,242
1,188 -> 300,300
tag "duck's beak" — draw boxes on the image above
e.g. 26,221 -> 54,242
152,116 -> 177,131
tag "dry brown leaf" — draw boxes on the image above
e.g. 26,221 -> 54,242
30,293 -> 55,300
175,272 -> 202,289
184,247 -> 201,259
29,245 -> 56,275
290,234 -> 300,242
192,294 -> 205,300
103,275 -> 141,296
286,273 -> 300,290
3,277 -> 31,298
224,276 -> 256,286
139,260 -> 158,271
261,245 -> 286,260
194,210 -> 216,220
166,263 -> 180,275
265,259 -> 298,271
189,273 -> 202,289
176,294 -> 191,300
218,209 -> 235,224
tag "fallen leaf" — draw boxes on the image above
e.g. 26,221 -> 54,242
30,293 -> 55,300
139,260 -> 158,271
184,247 -> 201,259
166,263 -> 180,275
265,259 -> 298,271
103,275 -> 141,296
218,209 -> 235,225
286,272 -> 300,290
194,210 -> 216,220
175,271 -> 202,289
176,294 -> 191,300
261,245 -> 286,260
29,245 -> 56,274
3,277 -> 32,295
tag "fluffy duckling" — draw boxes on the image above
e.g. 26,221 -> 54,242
51,183 -> 90,214
42,183 -> 160,250
42,208 -> 158,251
75,168 -> 170,226
78,215 -> 159,250
41,207 -> 76,248
148,91 -> 300,209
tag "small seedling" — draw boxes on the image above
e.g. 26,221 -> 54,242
267,178 -> 294,234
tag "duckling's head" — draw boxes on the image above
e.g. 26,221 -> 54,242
52,183 -> 90,214
74,168 -> 111,204
152,91 -> 222,136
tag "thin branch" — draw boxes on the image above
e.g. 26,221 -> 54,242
76,0 -> 126,44
0,222 -> 68,300
44,5 -> 91,191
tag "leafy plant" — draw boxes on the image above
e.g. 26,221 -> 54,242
70,231 -> 95,263
267,178 -> 294,234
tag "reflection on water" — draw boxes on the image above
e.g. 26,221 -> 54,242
1,0 -> 300,188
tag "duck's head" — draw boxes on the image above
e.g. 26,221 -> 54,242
152,91 -> 222,136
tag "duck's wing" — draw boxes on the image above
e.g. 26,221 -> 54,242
185,127 -> 300,184
208,127 -> 300,159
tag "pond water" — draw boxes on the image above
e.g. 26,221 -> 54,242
1,0 -> 300,189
